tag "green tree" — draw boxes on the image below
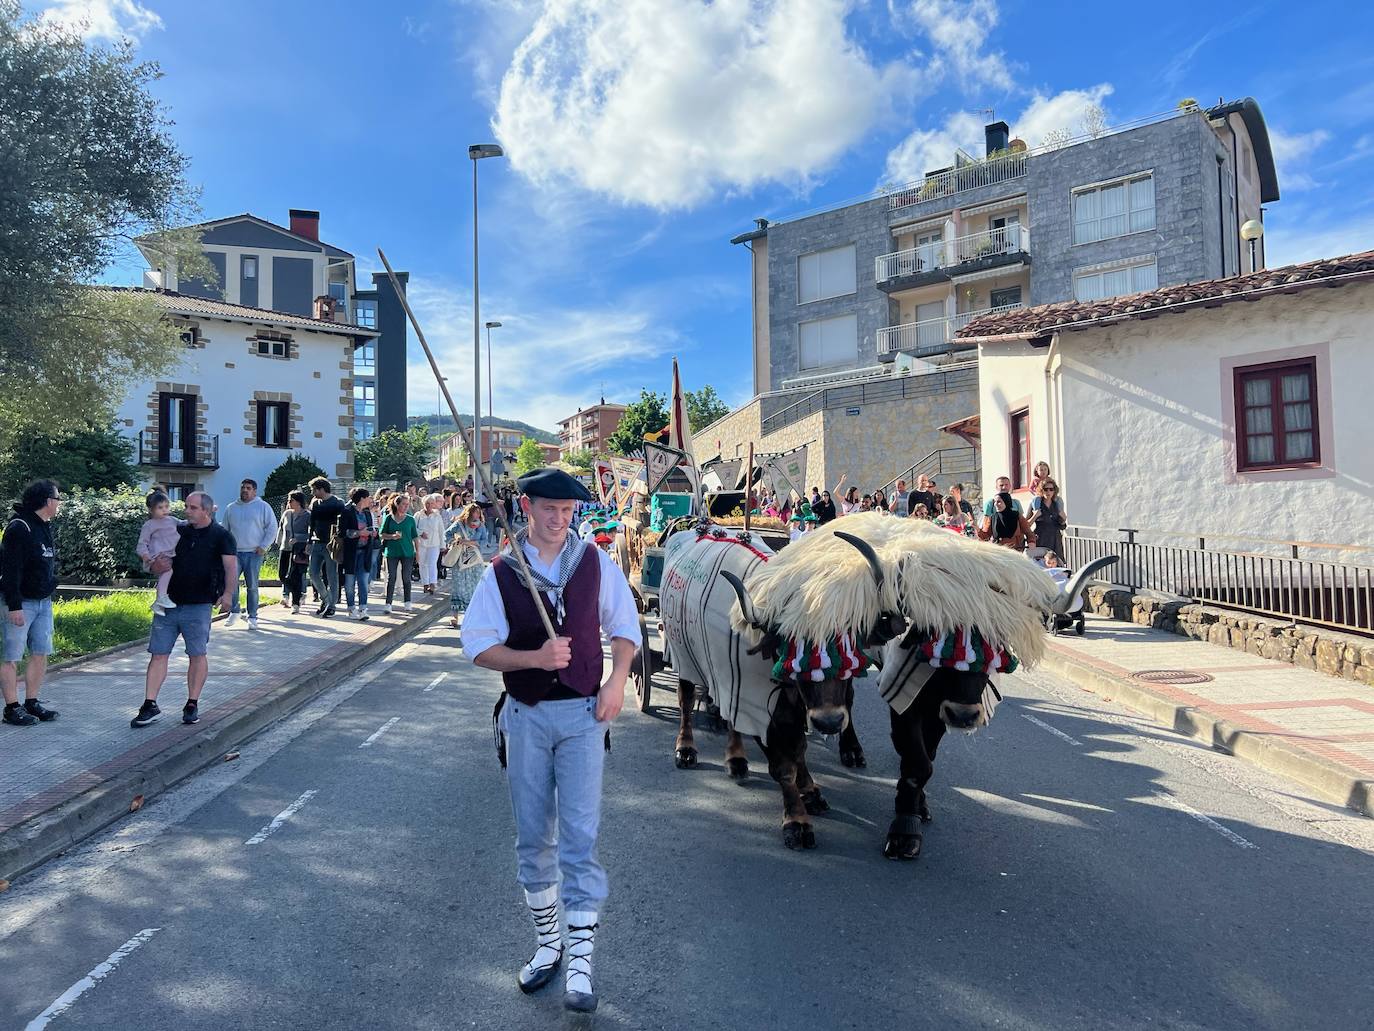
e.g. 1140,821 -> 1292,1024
0,421 -> 137,502
263,453 -> 327,503
444,440 -> 470,480
562,448 -> 597,471
354,425 -> 435,483
606,390 -> 669,456
685,384 -> 731,433
0,3 -> 213,450
513,438 -> 546,475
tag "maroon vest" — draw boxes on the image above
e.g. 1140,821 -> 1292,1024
493,546 -> 603,705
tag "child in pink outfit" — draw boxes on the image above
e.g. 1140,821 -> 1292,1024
137,491 -> 181,615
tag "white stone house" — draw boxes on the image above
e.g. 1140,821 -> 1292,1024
959,251 -> 1374,550
106,288 -> 379,504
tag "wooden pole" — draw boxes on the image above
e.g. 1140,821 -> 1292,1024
743,443 -> 754,533
377,248 -> 557,643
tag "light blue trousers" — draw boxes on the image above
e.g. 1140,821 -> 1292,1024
501,695 -> 609,913
231,550 -> 263,616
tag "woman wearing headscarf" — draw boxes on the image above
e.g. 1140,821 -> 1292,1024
978,491 -> 1035,551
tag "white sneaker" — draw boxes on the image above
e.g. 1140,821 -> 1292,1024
382,604 -> 392,614
403,602 -> 412,612
151,601 -> 166,616
155,593 -> 177,611
291,604 -> 301,614
248,617 -> 258,630
225,612 -> 239,627
346,607 -> 356,619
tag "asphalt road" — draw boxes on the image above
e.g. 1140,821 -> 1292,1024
2,621 -> 1372,1031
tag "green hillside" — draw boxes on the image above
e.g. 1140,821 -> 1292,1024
407,413 -> 558,445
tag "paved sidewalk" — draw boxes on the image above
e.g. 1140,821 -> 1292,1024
1,579 -> 452,880
1042,615 -> 1374,817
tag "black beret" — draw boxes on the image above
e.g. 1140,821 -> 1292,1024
517,467 -> 594,502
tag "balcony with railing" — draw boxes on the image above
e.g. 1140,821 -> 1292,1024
876,302 -> 1023,356
887,153 -> 1028,212
135,431 -> 220,469
875,225 -> 1030,288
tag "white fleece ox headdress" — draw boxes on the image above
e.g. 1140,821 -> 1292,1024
734,513 -> 1058,667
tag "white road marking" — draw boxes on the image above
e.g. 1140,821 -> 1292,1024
423,673 -> 448,692
359,716 -> 401,747
1021,712 -> 1082,746
0,640 -> 427,943
25,927 -> 161,1030
1163,795 -> 1259,850
244,790 -> 318,846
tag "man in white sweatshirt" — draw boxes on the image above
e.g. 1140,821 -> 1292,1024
222,478 -> 279,629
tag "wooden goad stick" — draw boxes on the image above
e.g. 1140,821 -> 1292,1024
376,247 -> 557,642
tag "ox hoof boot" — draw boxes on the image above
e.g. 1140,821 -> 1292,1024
726,757 -> 749,780
674,747 -> 698,769
840,748 -> 867,769
782,821 -> 817,850
883,814 -> 923,861
801,788 -> 829,816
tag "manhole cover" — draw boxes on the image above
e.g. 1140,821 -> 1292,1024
1131,669 -> 1215,685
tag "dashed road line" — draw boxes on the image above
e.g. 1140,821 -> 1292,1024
1021,712 -> 1082,746
245,790 -> 318,846
423,673 -> 448,692
25,927 -> 161,1030
1163,795 -> 1259,850
359,716 -> 401,747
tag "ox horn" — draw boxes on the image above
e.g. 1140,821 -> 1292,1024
1052,556 -> 1119,614
718,569 -> 762,628
834,531 -> 885,591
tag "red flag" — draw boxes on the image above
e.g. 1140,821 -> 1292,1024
669,356 -> 687,450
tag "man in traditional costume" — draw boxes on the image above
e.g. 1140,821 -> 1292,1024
460,468 -> 640,1014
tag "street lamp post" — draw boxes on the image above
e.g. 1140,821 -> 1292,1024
469,142 -> 504,481
1240,219 -> 1264,274
484,320 -> 501,433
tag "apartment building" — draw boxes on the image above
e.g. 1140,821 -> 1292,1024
706,98 -> 1280,492
136,209 -> 409,440
558,400 -> 628,456
428,427 -> 561,480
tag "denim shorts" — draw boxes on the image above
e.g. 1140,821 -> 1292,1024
3,598 -> 54,662
148,603 -> 213,657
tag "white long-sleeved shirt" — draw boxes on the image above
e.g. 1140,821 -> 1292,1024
221,497 -> 278,552
414,511 -> 447,550
460,540 -> 642,661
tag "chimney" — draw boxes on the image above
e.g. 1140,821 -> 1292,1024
984,121 -> 1010,157
754,217 -> 769,230
313,295 -> 336,321
289,208 -> 320,241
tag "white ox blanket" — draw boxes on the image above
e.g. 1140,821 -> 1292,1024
660,528 -> 784,742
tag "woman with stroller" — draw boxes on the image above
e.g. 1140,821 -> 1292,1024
1030,478 -> 1067,556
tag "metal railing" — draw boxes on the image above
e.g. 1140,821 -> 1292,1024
878,447 -> 980,498
877,303 -> 1023,356
780,364 -> 890,391
1061,525 -> 1374,636
888,153 -> 1028,210
875,225 -> 1030,282
761,364 -> 979,436
136,431 -> 220,469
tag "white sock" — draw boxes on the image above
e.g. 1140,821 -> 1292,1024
521,887 -> 562,986
565,910 -> 598,996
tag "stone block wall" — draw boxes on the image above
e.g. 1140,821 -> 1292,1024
1083,585 -> 1374,686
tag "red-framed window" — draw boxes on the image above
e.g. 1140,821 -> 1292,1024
1234,358 -> 1319,470
1009,408 -> 1030,488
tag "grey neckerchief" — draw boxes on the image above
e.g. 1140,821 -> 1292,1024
505,527 -> 586,624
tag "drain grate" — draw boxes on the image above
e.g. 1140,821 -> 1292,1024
1131,669 -> 1215,686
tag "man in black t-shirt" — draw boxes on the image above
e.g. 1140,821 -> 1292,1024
131,491 -> 237,728
307,476 -> 347,617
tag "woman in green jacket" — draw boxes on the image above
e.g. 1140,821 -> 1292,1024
380,494 -> 419,612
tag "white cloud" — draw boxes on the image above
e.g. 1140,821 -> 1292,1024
1263,211 -> 1374,268
881,84 -> 1113,186
890,0 -> 1012,90
492,0 -> 886,209
1268,128 -> 1331,192
37,0 -> 162,41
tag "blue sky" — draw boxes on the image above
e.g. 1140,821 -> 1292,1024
36,0 -> 1374,433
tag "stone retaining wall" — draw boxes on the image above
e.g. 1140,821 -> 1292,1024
1083,584 -> 1374,686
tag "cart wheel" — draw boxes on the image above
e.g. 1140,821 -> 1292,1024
632,613 -> 653,712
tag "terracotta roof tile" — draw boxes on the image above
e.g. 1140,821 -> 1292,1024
98,286 -> 379,337
957,250 -> 1374,339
